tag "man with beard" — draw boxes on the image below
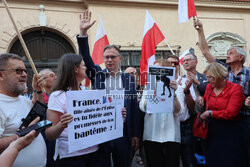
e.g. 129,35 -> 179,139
0,53 -> 47,167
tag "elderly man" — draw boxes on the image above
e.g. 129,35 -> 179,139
194,19 -> 250,167
166,55 -> 198,167
77,10 -> 139,167
39,69 -> 56,104
181,49 -> 208,167
0,53 -> 47,167
124,67 -> 140,87
125,67 -> 145,165
39,68 -> 56,167
182,48 -> 207,97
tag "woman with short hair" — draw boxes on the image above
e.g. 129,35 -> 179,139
198,62 -> 245,167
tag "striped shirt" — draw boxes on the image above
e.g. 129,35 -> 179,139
216,59 -> 250,116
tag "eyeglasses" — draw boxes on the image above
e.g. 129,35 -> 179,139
182,58 -> 196,63
104,55 -> 119,60
0,68 -> 28,75
169,61 -> 180,66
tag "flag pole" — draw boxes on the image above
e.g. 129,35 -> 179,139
163,39 -> 175,56
2,0 -> 45,92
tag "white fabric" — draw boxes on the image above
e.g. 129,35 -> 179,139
95,15 -> 107,42
0,94 -> 46,167
105,71 -> 123,92
139,89 -> 181,143
175,76 -> 196,121
179,48 -> 190,64
143,10 -> 155,37
178,0 -> 189,23
139,76 -> 196,143
48,87 -> 98,160
148,55 -> 155,66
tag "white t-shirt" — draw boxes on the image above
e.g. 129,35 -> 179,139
0,94 -> 47,167
48,89 -> 98,159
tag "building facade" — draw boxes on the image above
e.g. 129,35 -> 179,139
0,0 -> 249,89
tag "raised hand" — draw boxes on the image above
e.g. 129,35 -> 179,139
32,74 -> 46,91
79,10 -> 96,36
187,72 -> 200,85
184,78 -> 192,93
193,18 -> 203,31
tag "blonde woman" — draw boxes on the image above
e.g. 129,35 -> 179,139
197,62 -> 245,167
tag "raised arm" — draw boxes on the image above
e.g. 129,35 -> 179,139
193,19 -> 216,63
32,74 -> 45,104
77,10 -> 100,81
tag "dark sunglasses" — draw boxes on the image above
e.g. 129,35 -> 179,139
170,61 -> 179,66
0,68 -> 28,75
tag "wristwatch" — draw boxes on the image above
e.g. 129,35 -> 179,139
208,110 -> 212,117
184,89 -> 190,95
33,90 -> 42,94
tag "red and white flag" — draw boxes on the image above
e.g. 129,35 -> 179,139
179,49 -> 190,65
140,10 -> 165,86
85,15 -> 109,86
178,0 -> 197,23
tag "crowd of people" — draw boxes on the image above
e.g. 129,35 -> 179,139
0,9 -> 249,167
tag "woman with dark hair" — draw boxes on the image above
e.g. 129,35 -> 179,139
45,54 -> 102,167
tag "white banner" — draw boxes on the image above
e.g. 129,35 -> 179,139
66,90 -> 124,153
146,65 -> 176,113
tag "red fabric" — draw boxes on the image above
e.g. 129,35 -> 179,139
203,81 -> 245,120
188,0 -> 197,19
86,34 -> 109,87
43,93 -> 49,104
193,112 -> 208,139
92,35 -> 109,65
140,23 -> 165,85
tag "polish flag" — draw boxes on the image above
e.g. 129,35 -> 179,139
140,10 -> 165,86
178,0 -> 197,23
179,49 -> 190,65
85,16 -> 109,86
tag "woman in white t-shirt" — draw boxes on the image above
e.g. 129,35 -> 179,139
45,54 -> 104,167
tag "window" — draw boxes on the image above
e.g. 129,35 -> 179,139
120,50 -> 178,71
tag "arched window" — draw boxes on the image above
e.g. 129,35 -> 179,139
205,32 -> 246,64
9,29 -> 75,93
